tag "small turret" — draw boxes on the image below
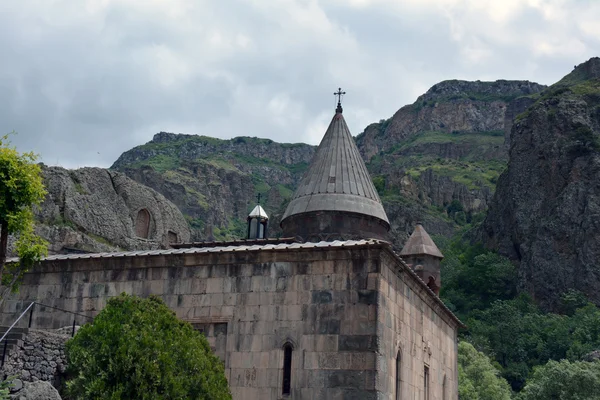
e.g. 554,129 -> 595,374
400,223 -> 444,295
247,200 -> 268,239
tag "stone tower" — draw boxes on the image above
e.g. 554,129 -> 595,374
280,94 -> 390,241
400,223 -> 444,294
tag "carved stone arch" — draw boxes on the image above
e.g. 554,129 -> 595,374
395,346 -> 403,400
135,208 -> 151,239
277,336 -> 298,349
281,339 -> 296,397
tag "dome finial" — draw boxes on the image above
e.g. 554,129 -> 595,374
334,87 -> 346,113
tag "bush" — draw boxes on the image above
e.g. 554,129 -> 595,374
65,294 -> 231,400
518,360 -> 600,400
458,341 -> 512,400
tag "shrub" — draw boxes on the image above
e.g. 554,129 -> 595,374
65,294 -> 231,400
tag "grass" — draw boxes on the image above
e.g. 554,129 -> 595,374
74,182 -> 87,195
277,184 -> 294,199
87,232 -> 114,247
404,158 -> 506,190
515,78 -> 600,123
127,154 -> 181,173
213,218 -> 247,241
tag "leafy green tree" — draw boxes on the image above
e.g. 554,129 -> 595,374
440,239 -> 517,319
0,133 -> 47,302
458,341 -> 512,400
65,294 -> 232,400
517,360 -> 600,400
467,296 -> 572,390
566,304 -> 600,360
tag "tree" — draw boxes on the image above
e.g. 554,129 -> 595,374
440,240 -> 517,319
0,133 -> 47,302
517,360 -> 600,400
458,341 -> 512,400
65,294 -> 232,400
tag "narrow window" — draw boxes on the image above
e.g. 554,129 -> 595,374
442,374 -> 447,400
424,366 -> 430,400
395,351 -> 402,400
282,343 -> 293,395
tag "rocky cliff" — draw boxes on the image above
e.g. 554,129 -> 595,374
356,80 -> 546,243
356,79 -> 546,160
32,166 -> 191,254
108,80 -> 545,248
482,58 -> 600,310
111,134 -> 315,240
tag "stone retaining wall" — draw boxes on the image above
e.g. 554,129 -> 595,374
1,329 -> 69,390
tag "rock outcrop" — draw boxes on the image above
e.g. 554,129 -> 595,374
32,166 -> 191,254
10,381 -> 62,400
111,134 -> 315,241
356,79 -> 546,160
482,58 -> 600,310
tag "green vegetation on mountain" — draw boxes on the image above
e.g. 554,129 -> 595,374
440,231 -> 600,393
110,132 -> 314,240
458,341 -> 512,400
517,359 -> 600,400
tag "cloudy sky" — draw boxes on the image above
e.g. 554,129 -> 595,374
1,0 -> 599,168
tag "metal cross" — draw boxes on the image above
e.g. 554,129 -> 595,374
257,193 -> 261,205
334,88 -> 346,104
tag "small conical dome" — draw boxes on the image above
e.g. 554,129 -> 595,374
247,203 -> 268,239
400,224 -> 443,258
281,103 -> 389,241
249,205 -> 268,220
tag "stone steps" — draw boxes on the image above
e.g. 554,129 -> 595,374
0,326 -> 29,365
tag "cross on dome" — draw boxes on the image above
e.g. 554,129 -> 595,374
334,87 -> 346,113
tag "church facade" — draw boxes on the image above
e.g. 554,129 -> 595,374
1,96 -> 462,399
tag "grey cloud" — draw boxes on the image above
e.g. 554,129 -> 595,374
1,1 -> 598,168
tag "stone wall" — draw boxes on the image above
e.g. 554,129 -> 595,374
1,329 -> 69,390
0,242 -> 459,400
377,251 -> 458,400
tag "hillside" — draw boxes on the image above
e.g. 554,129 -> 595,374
110,80 -> 546,247
111,133 -> 315,241
482,57 -> 600,310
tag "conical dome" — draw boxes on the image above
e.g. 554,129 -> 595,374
281,105 -> 389,241
400,224 -> 443,259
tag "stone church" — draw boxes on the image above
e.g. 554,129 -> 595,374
1,96 -> 462,399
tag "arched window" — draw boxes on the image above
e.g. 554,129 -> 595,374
424,366 -> 430,400
442,374 -> 447,400
395,351 -> 401,400
135,209 -> 151,239
282,343 -> 293,396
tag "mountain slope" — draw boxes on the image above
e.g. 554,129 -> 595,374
110,80 -> 546,248
482,57 -> 600,310
111,133 -> 315,240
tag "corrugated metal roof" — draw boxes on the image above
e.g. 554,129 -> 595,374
6,239 -> 383,263
399,224 -> 444,258
281,109 -> 389,225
